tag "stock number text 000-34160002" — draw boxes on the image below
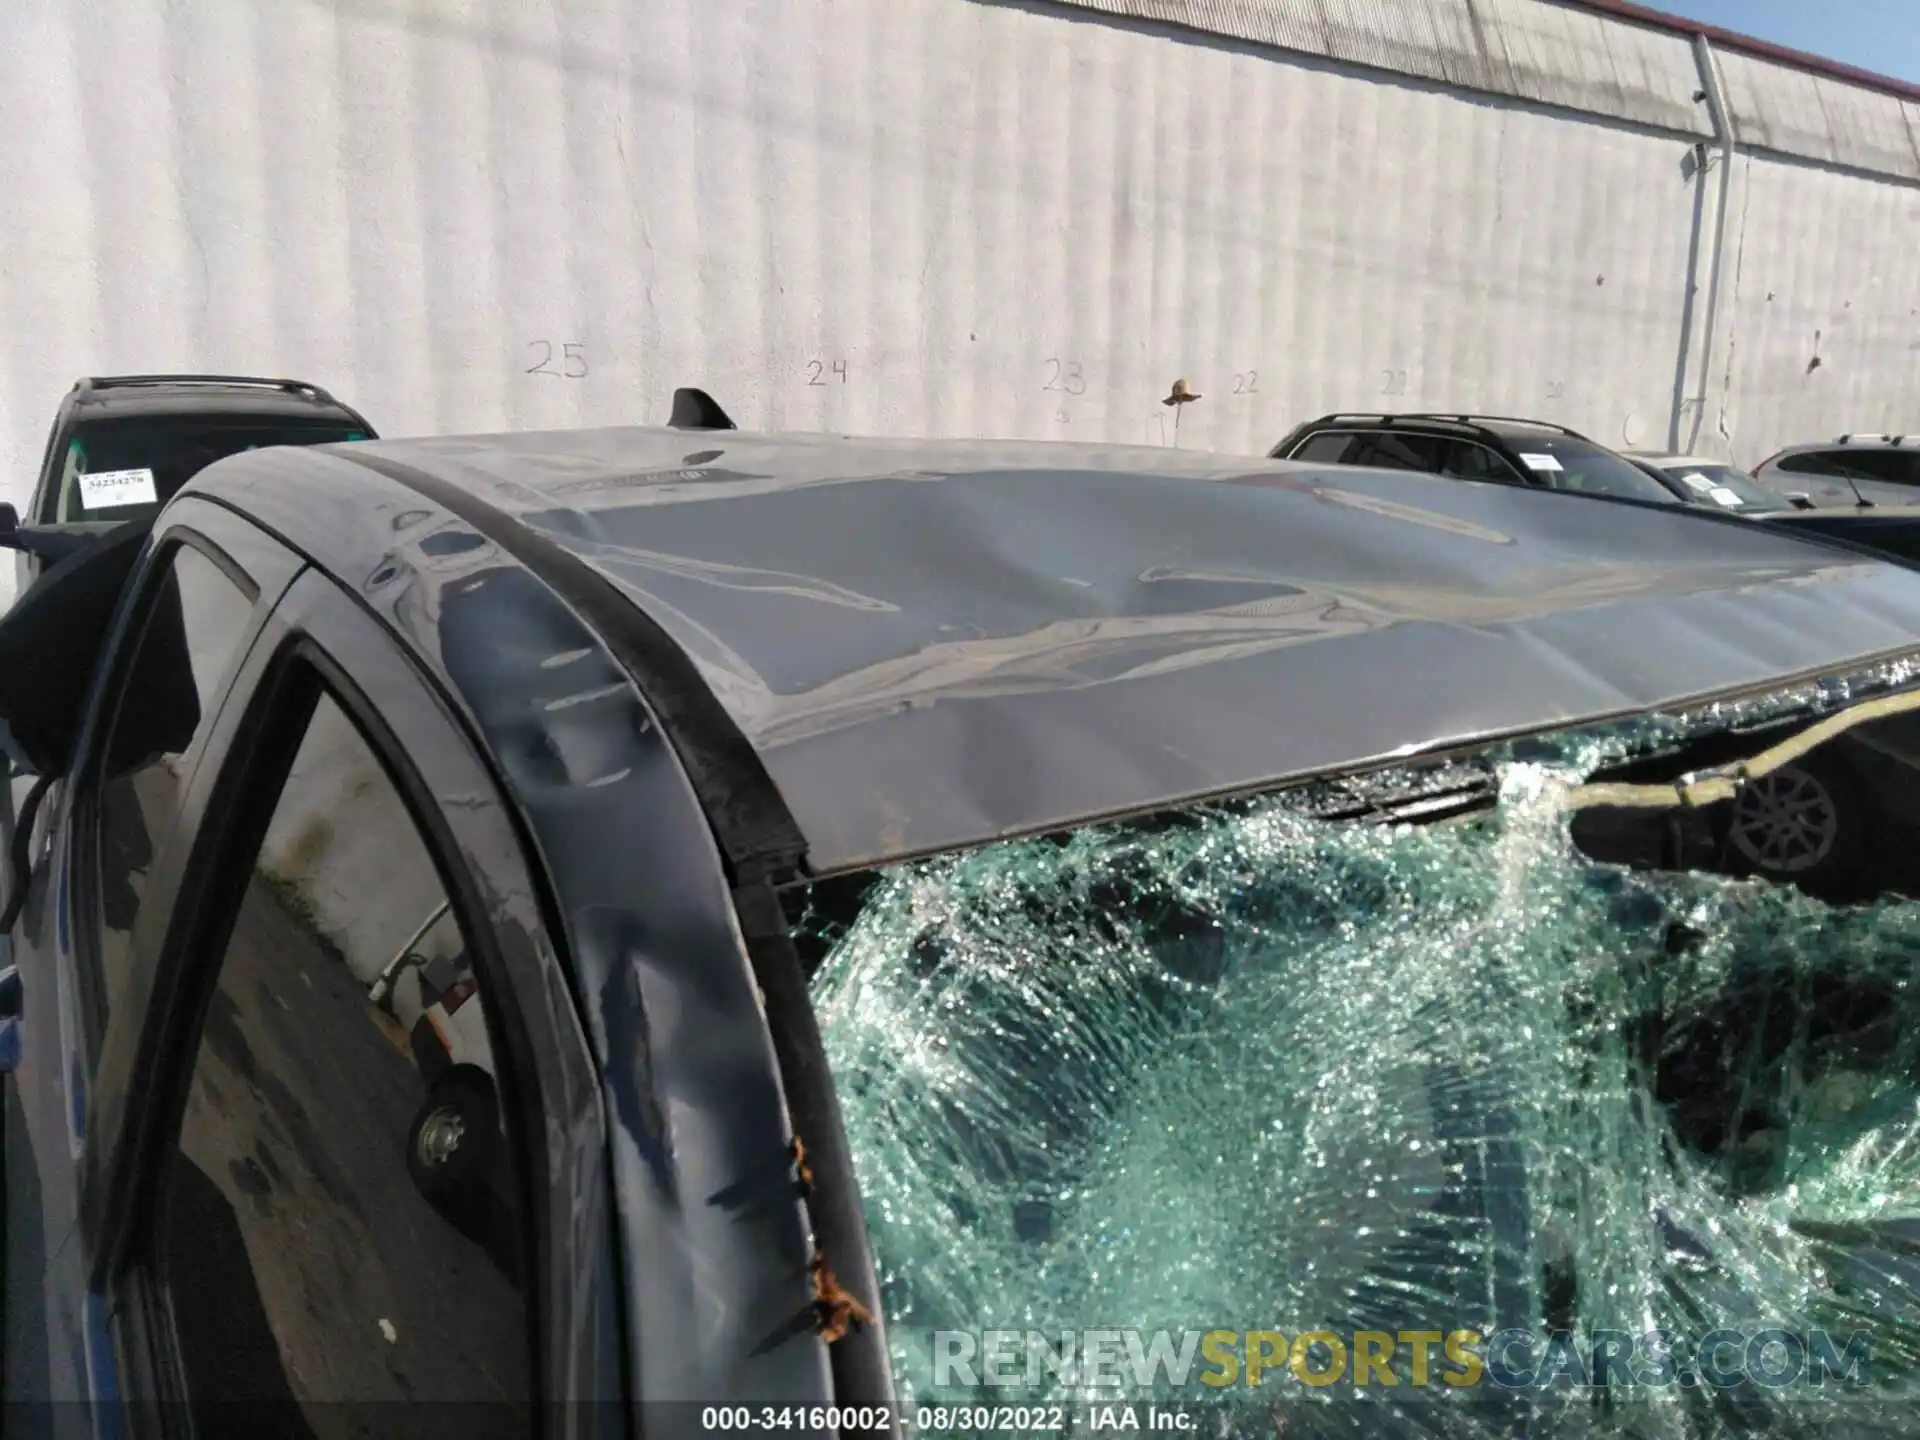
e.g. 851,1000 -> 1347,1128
699,1406 -> 1076,1434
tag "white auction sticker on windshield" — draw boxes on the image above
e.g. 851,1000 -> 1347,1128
1519,453 -> 1563,472
77,468 -> 158,510
1709,486 -> 1745,508
1681,472 -> 1716,493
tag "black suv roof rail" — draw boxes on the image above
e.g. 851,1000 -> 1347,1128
1836,432 -> 1909,446
1300,413 -> 1481,433
73,374 -> 341,405
1398,413 -> 1590,438
1293,412 -> 1590,440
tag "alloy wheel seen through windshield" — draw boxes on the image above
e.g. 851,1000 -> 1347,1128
1728,764 -> 1842,874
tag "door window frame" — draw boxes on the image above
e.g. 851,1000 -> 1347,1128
62,500 -> 303,1075
74,564 -> 619,1425
30,415 -> 67,523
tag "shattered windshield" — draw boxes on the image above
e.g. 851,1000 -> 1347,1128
802,664 -> 1920,1437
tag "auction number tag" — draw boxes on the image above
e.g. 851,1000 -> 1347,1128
78,468 -> 158,509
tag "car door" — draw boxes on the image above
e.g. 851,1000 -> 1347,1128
8,522 -> 620,1431
1,498 -> 302,1428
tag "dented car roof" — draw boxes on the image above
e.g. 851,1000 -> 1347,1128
194,427 -> 1920,874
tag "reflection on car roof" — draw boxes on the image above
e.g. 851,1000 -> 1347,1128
196,429 -> 1920,872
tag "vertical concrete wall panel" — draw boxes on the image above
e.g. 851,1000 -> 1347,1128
1713,154 -> 1920,457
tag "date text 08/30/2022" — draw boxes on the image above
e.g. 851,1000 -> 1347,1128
698,1406 -> 1188,1433
915,1406 -> 1190,1432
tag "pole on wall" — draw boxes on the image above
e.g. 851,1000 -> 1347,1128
1677,33 -> 1737,458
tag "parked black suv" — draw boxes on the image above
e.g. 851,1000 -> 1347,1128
1270,413 -> 1683,506
1752,434 -> 1919,508
13,373 -> 375,591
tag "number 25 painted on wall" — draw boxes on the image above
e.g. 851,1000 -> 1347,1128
526,341 -> 588,378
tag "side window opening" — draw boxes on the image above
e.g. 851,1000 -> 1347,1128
1774,452 -> 1826,475
29,416 -> 59,521
52,439 -> 86,522
34,432 -> 77,523
1288,432 -> 1358,464
1438,441 -> 1520,484
148,684 -> 531,1429
1834,450 -> 1920,485
1349,432 -> 1442,473
1778,450 -> 1914,485
86,541 -> 256,1040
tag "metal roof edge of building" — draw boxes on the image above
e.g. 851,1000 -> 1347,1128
1565,0 -> 1920,104
1031,0 -> 1920,182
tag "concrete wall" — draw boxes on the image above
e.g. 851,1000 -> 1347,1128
1,0 -> 1915,546
1710,151 -> 1920,457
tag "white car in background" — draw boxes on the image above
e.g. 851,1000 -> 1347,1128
1751,434 -> 1920,509
1624,452 -> 1798,514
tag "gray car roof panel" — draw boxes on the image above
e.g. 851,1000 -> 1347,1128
196,427 -> 1920,873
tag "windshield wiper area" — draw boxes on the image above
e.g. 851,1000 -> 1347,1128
802,665 -> 1920,1437
1279,757 -> 1500,826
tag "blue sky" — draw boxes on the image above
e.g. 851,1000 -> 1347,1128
1655,0 -> 1919,85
